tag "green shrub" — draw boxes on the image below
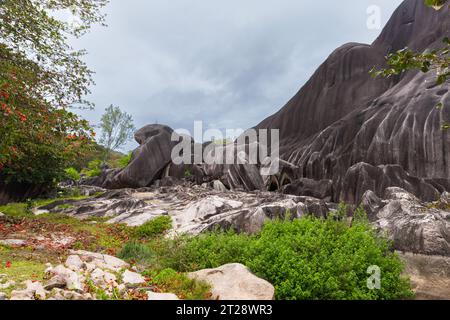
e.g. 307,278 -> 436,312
64,167 -> 81,181
133,216 -> 172,239
144,216 -> 413,300
246,217 -> 412,300
117,242 -> 155,265
81,159 -> 102,177
143,268 -> 211,300
184,169 -> 192,178
117,152 -> 133,168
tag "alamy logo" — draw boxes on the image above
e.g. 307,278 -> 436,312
367,265 -> 381,290
366,5 -> 382,30
170,121 -> 280,176
68,5 -> 83,29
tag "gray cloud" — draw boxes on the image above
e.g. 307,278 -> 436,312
73,0 -> 403,151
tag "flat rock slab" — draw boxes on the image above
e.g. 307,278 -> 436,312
189,263 -> 274,300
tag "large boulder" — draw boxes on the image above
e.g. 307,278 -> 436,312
253,0 -> 450,202
188,263 -> 274,300
283,178 -> 333,200
374,187 -> 450,256
104,124 -> 177,189
340,163 -> 441,204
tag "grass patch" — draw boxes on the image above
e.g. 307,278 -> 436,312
0,246 -> 48,296
132,216 -> 172,239
117,242 -> 155,265
143,268 -> 211,300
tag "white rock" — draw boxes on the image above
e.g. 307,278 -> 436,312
24,280 -> 47,300
189,263 -> 275,300
90,268 -> 117,288
65,255 -> 85,271
0,212 -> 4,217
49,265 -> 83,292
33,209 -> 49,216
70,250 -> 129,272
122,270 -> 146,286
107,210 -> 168,227
0,292 -> 6,300
90,268 -> 107,287
0,239 -> 27,247
10,290 -> 34,300
147,292 -> 179,300
213,180 -> 228,192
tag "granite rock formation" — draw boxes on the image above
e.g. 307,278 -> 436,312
254,0 -> 450,203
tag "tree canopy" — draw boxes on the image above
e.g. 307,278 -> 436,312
0,0 -> 108,186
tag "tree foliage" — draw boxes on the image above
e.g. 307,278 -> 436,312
99,105 -> 136,160
0,0 -> 108,186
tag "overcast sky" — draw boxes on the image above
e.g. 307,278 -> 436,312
72,0 -> 403,151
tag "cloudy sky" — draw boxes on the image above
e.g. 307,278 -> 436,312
72,0 -> 403,151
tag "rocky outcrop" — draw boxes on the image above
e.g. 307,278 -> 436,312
340,163 -> 443,204
103,125 -> 176,189
39,183 -> 331,235
283,178 -> 333,200
188,263 -> 275,300
254,0 -> 450,203
371,187 -> 450,256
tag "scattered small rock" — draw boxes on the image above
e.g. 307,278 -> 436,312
65,255 -> 85,272
69,250 -> 129,272
48,265 -> 83,292
122,270 -> 146,287
147,292 -> 179,300
0,239 -> 27,247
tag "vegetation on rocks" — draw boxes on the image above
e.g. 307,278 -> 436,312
0,193 -> 415,300
117,209 -> 413,300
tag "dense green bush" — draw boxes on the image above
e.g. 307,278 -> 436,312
117,152 -> 133,168
81,159 -> 102,178
117,242 -> 155,265
130,214 -> 413,300
133,216 -> 172,239
247,217 -> 412,300
64,167 -> 81,181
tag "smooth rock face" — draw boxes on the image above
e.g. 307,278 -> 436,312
340,163 -> 442,205
189,263 -> 275,300
360,190 -> 384,220
254,0 -> 450,203
102,125 -> 177,189
283,178 -> 333,200
374,188 -> 450,256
